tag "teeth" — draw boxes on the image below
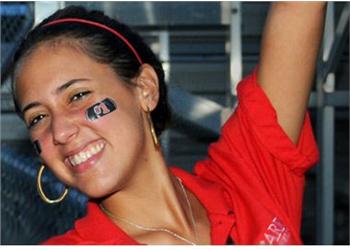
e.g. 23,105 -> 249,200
71,157 -> 77,166
68,143 -> 104,167
91,146 -> 97,154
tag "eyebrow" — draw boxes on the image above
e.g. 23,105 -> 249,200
21,78 -> 91,115
22,102 -> 41,115
55,78 -> 90,95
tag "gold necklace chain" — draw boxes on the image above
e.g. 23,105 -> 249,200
99,177 -> 198,245
178,177 -> 198,244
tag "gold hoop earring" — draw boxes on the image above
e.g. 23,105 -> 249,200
36,165 -> 69,204
146,107 -> 160,148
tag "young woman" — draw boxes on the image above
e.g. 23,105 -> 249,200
12,2 -> 326,245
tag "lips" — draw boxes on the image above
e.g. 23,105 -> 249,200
65,141 -> 106,172
68,142 -> 105,167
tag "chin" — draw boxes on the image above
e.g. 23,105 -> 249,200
80,188 -> 111,200
77,181 -> 121,200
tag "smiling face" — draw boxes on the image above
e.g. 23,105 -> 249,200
15,42 -> 156,198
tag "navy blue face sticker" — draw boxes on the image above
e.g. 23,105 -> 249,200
33,140 -> 42,155
86,98 -> 117,121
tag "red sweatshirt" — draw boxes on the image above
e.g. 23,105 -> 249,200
43,69 -> 319,245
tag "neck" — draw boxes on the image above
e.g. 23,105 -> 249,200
100,146 -> 195,240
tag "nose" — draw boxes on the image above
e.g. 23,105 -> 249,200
51,113 -> 79,145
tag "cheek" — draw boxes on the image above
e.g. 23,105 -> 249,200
85,97 -> 144,150
85,98 -> 117,121
33,140 -> 42,155
82,97 -> 120,132
34,133 -> 55,159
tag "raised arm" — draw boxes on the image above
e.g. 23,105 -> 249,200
258,2 -> 326,144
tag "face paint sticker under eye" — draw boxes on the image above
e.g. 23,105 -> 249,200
33,140 -> 42,155
86,98 -> 117,121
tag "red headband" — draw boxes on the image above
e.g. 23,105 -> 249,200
43,18 -> 143,64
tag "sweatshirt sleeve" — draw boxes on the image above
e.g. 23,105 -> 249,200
194,68 -> 319,244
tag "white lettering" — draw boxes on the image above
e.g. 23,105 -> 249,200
260,217 -> 291,245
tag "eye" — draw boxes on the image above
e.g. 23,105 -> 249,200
70,91 -> 91,103
28,114 -> 47,129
